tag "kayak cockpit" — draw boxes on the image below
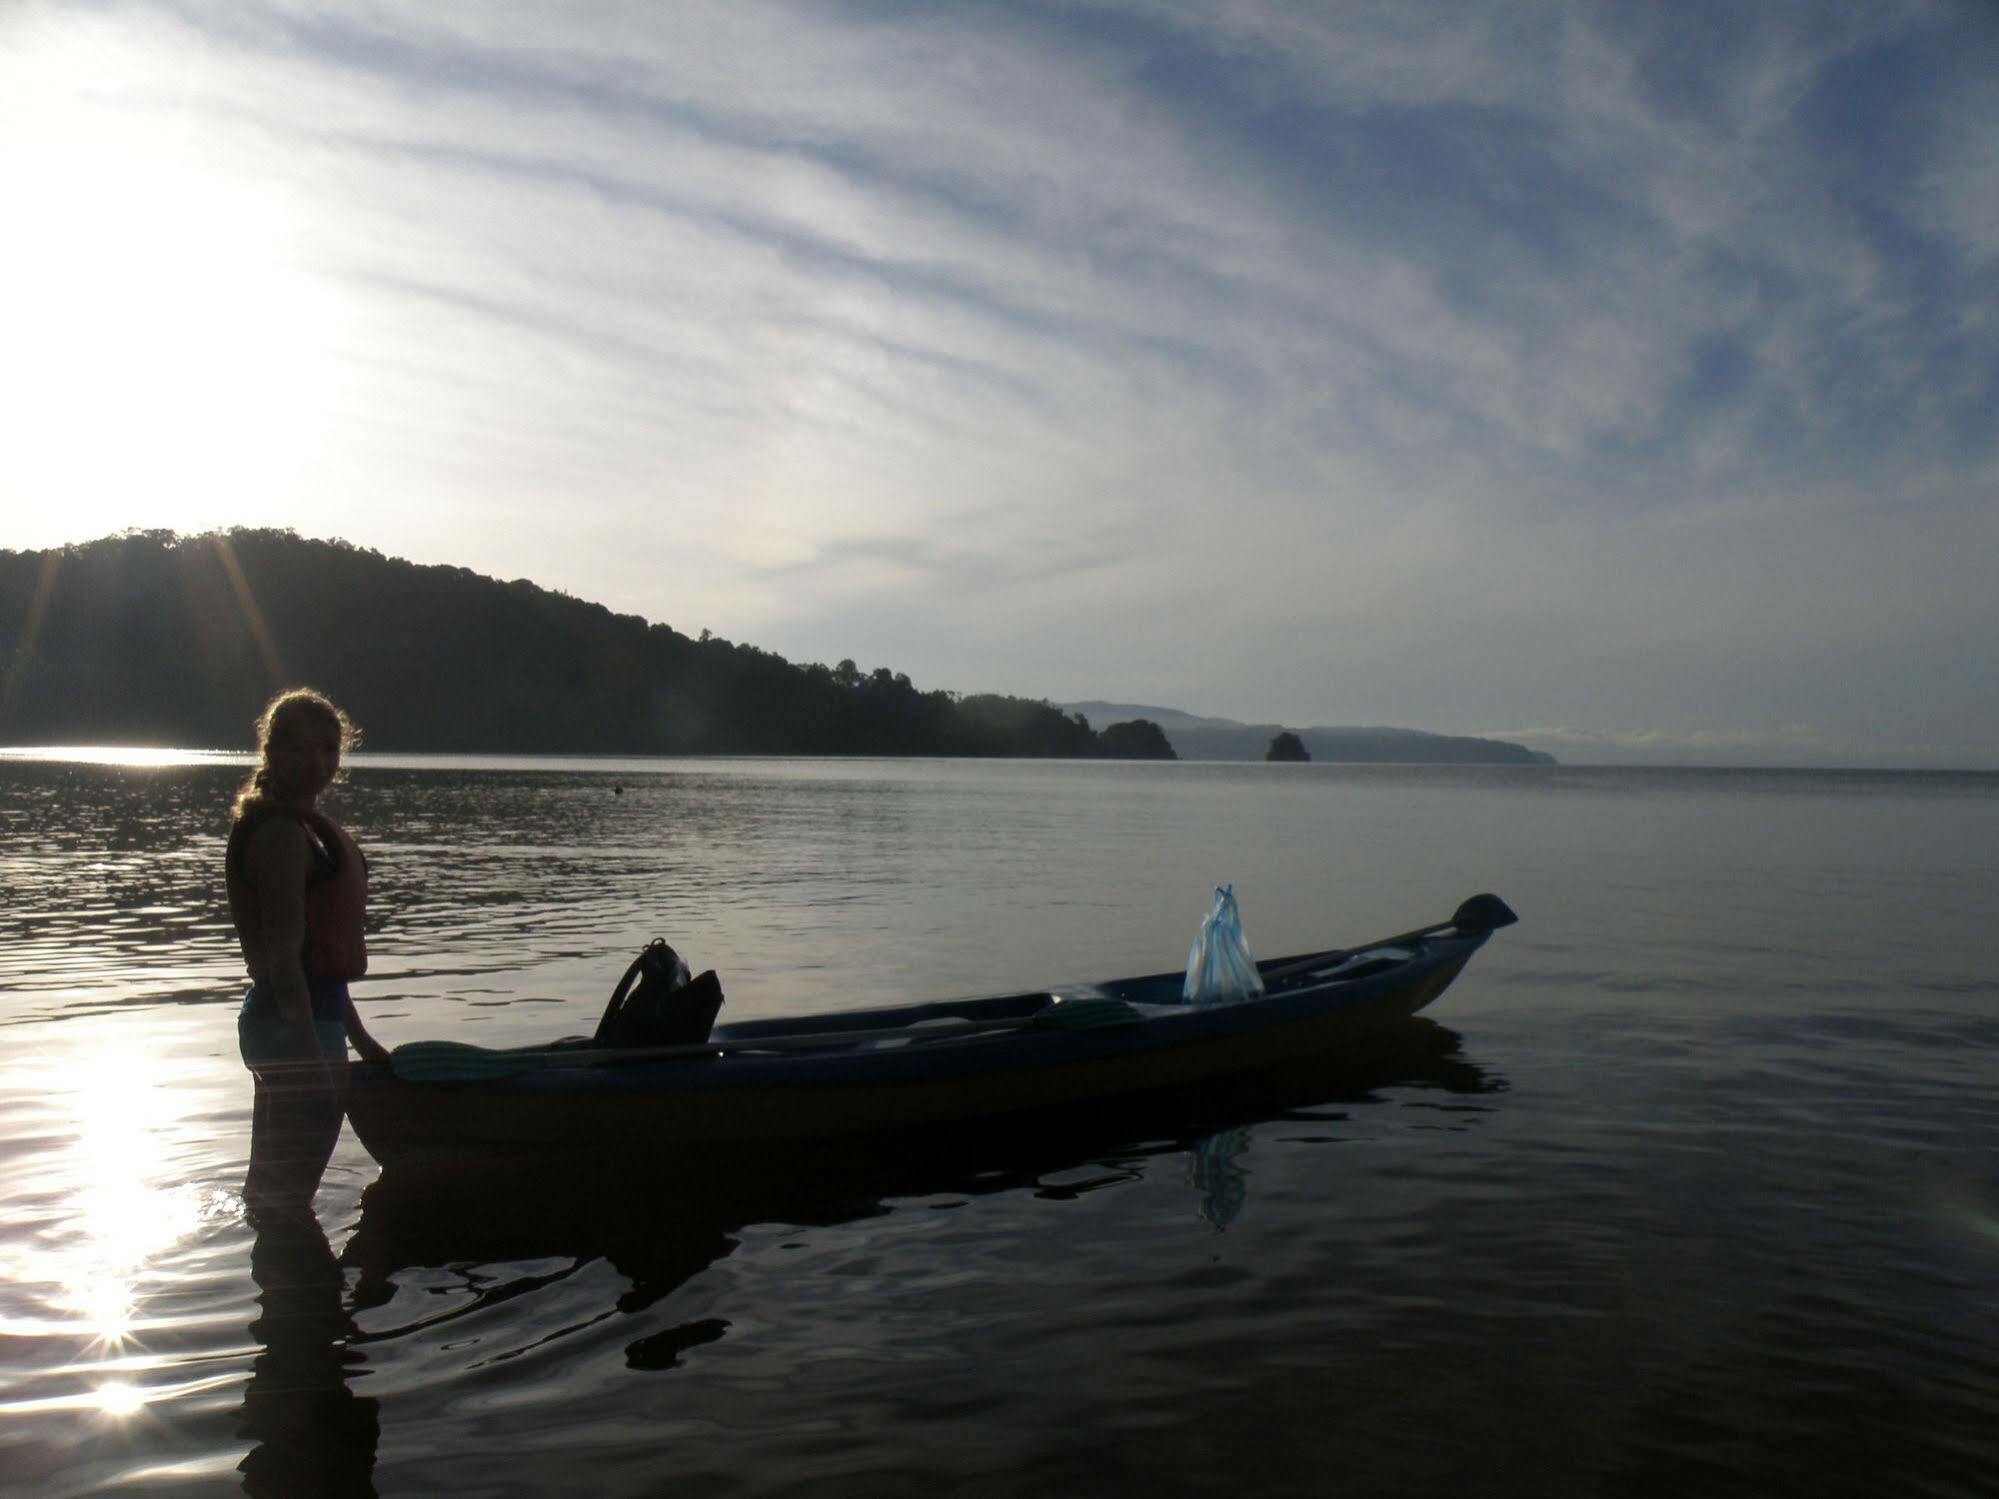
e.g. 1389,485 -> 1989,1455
707,941 -> 1438,1046
711,987 -> 1064,1045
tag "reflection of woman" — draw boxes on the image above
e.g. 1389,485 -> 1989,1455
239,1207 -> 381,1496
225,689 -> 389,1208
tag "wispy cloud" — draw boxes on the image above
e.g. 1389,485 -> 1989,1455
3,0 -> 1995,763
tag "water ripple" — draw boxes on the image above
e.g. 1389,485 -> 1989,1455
3,758 -> 1998,1495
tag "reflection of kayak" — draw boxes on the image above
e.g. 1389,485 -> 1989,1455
346,895 -> 1515,1169
348,1020 -> 1498,1336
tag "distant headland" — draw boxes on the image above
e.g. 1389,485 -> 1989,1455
0,530 -> 1552,764
1058,702 -> 1556,766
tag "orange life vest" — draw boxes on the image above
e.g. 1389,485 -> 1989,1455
299,809 -> 368,981
227,804 -> 369,981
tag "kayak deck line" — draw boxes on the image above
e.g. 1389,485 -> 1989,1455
388,1004 -> 1129,1082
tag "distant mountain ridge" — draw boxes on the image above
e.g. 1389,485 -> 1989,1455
1057,701 -> 1556,765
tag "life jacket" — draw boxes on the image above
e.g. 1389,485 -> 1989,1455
299,809 -> 368,981
227,804 -> 368,981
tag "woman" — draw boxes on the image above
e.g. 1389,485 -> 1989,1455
226,688 -> 390,1208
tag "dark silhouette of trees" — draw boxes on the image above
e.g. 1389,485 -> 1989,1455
0,530 -> 1130,758
1099,719 -> 1177,759
1266,730 -> 1310,762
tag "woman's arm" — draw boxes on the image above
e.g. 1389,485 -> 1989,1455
247,817 -> 321,1060
341,996 -> 391,1065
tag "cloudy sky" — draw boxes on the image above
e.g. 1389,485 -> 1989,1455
3,1 -> 1995,765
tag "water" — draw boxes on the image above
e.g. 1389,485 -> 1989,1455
2,753 -> 1996,1497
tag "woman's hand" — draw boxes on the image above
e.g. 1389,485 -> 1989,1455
342,997 -> 392,1066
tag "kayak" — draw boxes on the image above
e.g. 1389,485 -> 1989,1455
346,894 -> 1515,1170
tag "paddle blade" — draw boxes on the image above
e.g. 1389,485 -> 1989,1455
1450,893 -> 1518,934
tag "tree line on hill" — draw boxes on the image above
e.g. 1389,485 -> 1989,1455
0,530 -> 1180,759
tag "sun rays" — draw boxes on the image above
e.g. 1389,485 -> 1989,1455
0,531 -> 288,742
211,534 -> 288,690
0,552 -> 61,723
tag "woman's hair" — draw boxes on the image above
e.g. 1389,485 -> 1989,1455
232,688 -> 362,820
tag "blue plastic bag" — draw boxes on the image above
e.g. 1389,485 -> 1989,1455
1183,885 -> 1265,1007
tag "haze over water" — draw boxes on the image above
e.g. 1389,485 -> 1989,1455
2,752 -> 1996,1496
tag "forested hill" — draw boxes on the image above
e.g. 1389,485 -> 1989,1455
0,530 -> 1159,756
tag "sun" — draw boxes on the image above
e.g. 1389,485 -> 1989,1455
0,30 -> 345,545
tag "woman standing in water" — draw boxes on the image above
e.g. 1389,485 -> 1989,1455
226,688 -> 390,1208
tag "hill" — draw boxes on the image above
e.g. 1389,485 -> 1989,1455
0,530 -> 1120,756
0,532 -> 1553,764
1057,701 -> 1555,765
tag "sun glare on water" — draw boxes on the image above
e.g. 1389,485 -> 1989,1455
0,31 -> 345,545
0,746 -> 249,768
65,1050 -> 204,1337
0,1041 -> 211,1420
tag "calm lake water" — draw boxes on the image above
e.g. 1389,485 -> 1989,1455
2,752 -> 1996,1497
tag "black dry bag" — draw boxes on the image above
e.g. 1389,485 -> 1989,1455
593,940 -> 725,1048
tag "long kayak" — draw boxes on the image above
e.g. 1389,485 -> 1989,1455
347,894 -> 1515,1170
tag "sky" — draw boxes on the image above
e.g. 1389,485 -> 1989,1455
2,1 -> 1995,767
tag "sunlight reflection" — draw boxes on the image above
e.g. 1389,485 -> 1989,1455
93,1381 -> 150,1418
0,747 -> 249,768
45,1048 -> 203,1351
